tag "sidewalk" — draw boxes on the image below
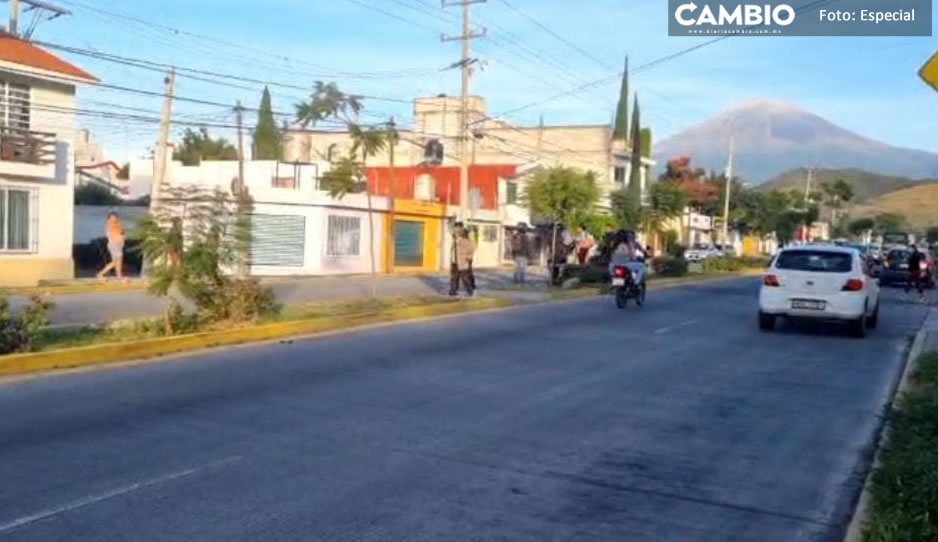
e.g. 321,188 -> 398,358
8,268 -> 550,327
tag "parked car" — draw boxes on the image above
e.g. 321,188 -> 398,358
715,243 -> 737,257
685,243 -> 720,262
879,247 -> 936,288
758,244 -> 880,338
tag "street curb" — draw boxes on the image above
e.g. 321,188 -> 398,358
842,307 -> 936,542
546,270 -> 763,301
0,297 -> 511,377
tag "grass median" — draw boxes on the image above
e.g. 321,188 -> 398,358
862,352 -> 938,541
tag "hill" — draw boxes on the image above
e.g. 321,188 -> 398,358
653,99 -> 938,183
758,168 -> 927,203
853,182 -> 938,230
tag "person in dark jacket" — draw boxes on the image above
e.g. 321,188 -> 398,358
510,224 -> 532,284
906,245 -> 926,298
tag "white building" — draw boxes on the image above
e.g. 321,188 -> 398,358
134,158 -> 389,277
0,33 -> 97,286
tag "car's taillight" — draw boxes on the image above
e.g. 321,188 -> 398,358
843,278 -> 864,292
613,266 -> 627,278
763,274 -> 780,287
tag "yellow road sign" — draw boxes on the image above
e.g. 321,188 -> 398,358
920,50 -> 938,93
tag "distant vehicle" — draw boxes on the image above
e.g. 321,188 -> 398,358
882,232 -> 912,249
715,243 -> 737,256
879,247 -> 936,288
759,244 -> 880,338
685,243 -> 720,262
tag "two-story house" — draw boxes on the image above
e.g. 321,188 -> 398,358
0,33 -> 97,286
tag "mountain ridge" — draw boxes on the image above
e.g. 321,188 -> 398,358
652,100 -> 938,182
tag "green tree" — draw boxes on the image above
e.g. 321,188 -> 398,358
874,212 -> 907,233
116,162 -> 130,180
820,179 -> 854,224
252,87 -> 282,160
74,183 -> 121,206
136,186 -> 275,334
295,82 -> 395,295
848,217 -> 876,236
173,128 -> 238,166
628,94 -> 642,192
640,128 -> 652,159
612,56 -> 629,140
524,166 -> 600,228
611,189 -> 642,231
926,226 -> 938,244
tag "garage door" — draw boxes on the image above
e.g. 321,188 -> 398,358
249,214 -> 306,267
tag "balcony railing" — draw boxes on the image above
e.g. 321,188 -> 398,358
0,126 -> 57,166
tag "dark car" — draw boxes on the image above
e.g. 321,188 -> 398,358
879,247 -> 936,288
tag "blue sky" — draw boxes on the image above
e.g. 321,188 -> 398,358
24,0 -> 938,161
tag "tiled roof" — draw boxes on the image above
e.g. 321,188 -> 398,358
0,34 -> 97,82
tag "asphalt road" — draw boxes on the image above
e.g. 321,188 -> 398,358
0,278 -> 930,541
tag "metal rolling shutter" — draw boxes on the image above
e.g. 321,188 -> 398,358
249,214 -> 305,267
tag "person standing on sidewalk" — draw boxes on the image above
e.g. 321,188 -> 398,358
511,223 -> 532,284
449,226 -> 476,296
96,211 -> 125,281
575,225 -> 595,265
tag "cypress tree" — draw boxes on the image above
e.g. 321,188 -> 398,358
612,57 -> 629,140
253,86 -> 282,160
628,94 -> 642,193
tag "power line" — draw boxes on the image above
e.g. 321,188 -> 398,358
496,0 -> 612,70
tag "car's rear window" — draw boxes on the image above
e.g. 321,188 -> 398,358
888,250 -> 910,263
775,250 -> 852,273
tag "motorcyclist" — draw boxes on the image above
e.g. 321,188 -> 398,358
609,229 -> 647,286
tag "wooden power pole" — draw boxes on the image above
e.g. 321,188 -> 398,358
442,0 -> 486,222
151,68 -> 175,209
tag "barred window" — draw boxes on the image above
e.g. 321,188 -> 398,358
614,166 -> 626,183
327,215 -> 361,256
482,225 -> 498,243
0,81 -> 30,130
0,186 -> 36,252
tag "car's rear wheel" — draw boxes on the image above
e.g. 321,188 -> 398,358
867,303 -> 879,329
758,311 -> 776,331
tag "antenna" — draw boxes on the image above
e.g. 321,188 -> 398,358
3,0 -> 70,39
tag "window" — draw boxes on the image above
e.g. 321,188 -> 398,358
506,181 -> 518,205
482,225 -> 498,243
327,215 -> 361,256
775,250 -> 852,273
249,214 -> 305,266
0,81 -> 30,130
614,166 -> 626,183
0,187 -> 33,251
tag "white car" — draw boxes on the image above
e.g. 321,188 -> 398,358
685,244 -> 720,262
758,245 -> 880,337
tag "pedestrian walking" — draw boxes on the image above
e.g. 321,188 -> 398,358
906,245 -> 926,300
511,223 -> 532,284
449,225 -> 476,296
96,211 -> 125,281
575,225 -> 595,265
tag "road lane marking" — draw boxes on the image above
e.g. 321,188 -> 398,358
0,456 -> 241,535
653,319 -> 700,335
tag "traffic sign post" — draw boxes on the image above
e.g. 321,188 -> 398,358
920,50 -> 938,93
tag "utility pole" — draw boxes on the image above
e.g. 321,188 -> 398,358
235,101 -> 245,195
804,166 -> 813,205
442,0 -> 486,222
388,117 -> 398,272
151,68 -> 175,209
10,0 -> 19,35
722,136 -> 734,245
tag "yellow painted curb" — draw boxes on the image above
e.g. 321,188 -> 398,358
0,297 -> 512,377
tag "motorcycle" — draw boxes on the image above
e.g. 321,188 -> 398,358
610,261 -> 646,309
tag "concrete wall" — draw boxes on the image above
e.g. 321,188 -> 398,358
0,73 -> 79,285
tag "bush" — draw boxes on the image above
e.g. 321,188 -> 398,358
667,243 -> 687,259
0,295 -> 54,354
193,278 -> 279,324
703,256 -> 772,273
559,264 -> 609,285
652,257 -> 688,277
864,354 -> 938,541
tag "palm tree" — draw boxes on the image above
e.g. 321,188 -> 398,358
296,83 -> 394,297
